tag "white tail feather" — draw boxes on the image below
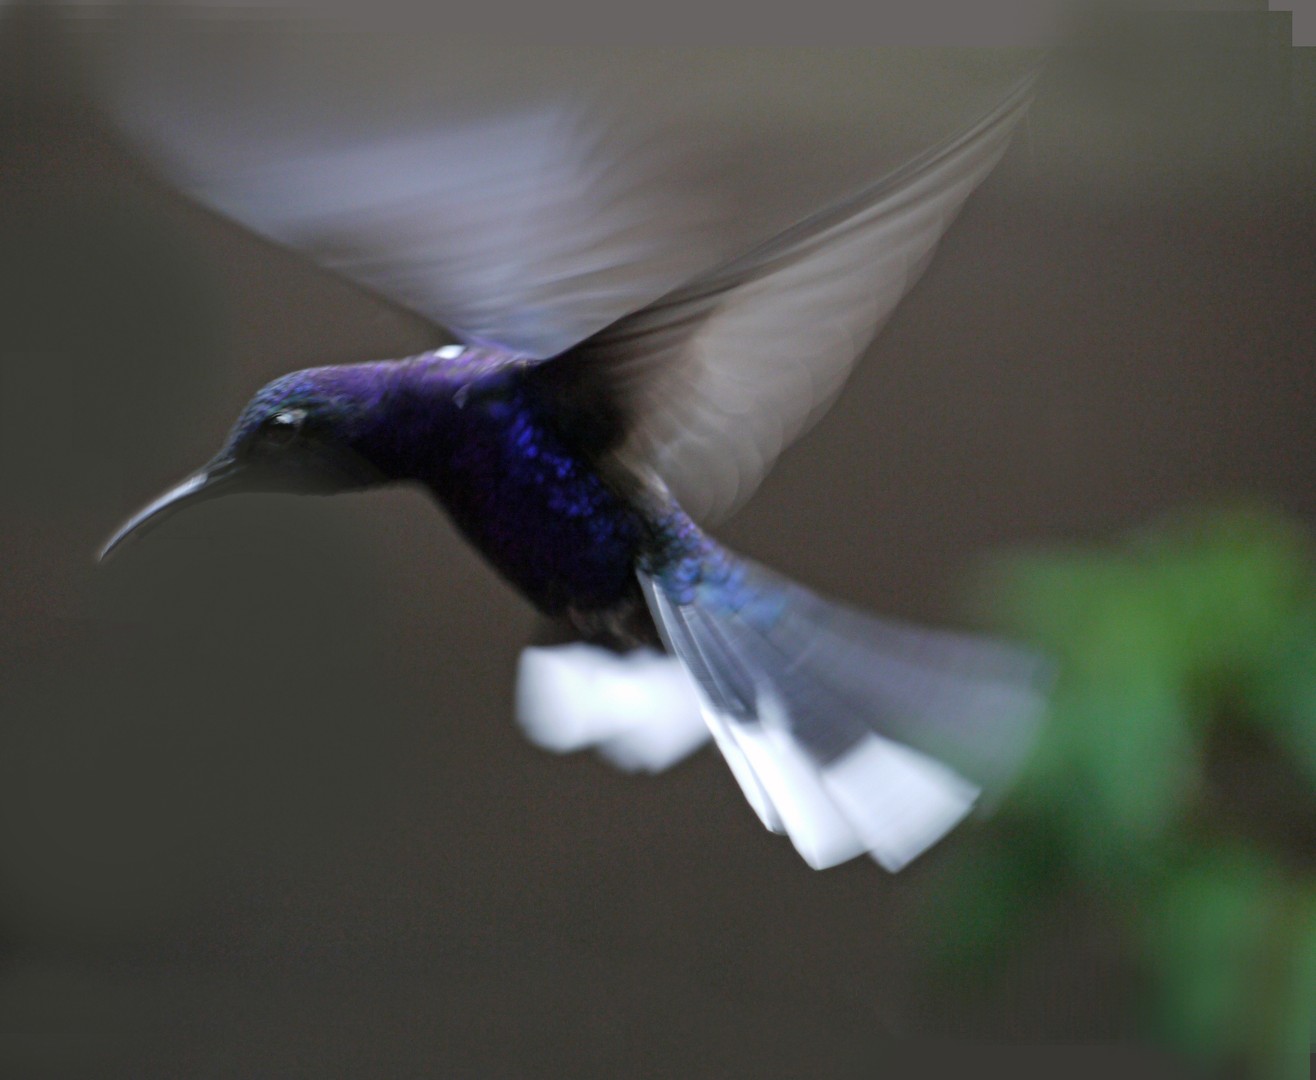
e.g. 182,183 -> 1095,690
515,644 -> 709,774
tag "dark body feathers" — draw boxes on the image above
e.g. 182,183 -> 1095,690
328,349 -> 652,626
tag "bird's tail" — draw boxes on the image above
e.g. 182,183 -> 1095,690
516,533 -> 1049,872
635,542 -> 1049,871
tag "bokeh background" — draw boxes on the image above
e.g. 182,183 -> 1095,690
1,7 -> 1312,1077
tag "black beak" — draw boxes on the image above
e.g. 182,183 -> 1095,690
99,439 -> 383,563
98,459 -> 247,562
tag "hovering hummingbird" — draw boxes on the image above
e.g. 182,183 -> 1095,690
99,63 -> 1048,873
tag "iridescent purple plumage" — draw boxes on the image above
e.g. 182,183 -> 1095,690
242,347 -> 655,625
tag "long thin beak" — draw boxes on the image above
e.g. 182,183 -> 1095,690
98,462 -> 243,562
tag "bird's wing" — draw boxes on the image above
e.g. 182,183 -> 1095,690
70,13 -> 1041,366
552,73 -> 1037,522
72,18 -> 747,356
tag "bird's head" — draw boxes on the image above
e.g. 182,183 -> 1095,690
100,366 -> 388,561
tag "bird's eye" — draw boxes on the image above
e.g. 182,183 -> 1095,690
261,409 -> 305,447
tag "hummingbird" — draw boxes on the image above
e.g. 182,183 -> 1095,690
99,65 -> 1049,873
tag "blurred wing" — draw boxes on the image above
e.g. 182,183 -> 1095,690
557,73 -> 1037,522
191,110 -> 717,357
73,14 -> 1043,366
75,23 -> 727,357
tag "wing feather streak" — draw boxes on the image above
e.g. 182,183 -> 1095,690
560,74 -> 1038,521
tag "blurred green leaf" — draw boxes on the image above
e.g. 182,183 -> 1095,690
1137,844 -> 1273,1062
1256,885 -> 1316,1080
944,503 -> 1316,1071
1134,506 -> 1312,680
983,548 -> 1199,863
920,825 -> 1066,984
1248,610 -> 1316,788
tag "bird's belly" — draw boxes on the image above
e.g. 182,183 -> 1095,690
435,406 -> 647,619
465,479 -> 644,617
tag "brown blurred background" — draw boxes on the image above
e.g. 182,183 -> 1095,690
0,8 -> 1312,1077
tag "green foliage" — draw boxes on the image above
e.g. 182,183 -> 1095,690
931,505 -> 1316,1075
1251,610 -> 1316,790
1139,845 -> 1316,1074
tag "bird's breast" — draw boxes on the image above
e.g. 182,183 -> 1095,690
422,387 -> 648,618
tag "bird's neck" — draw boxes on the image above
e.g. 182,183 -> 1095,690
346,348 -> 521,485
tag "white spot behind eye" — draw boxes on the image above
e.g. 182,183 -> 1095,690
436,345 -> 465,360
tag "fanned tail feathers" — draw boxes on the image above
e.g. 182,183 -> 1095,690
637,551 -> 1048,871
515,547 -> 1048,872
